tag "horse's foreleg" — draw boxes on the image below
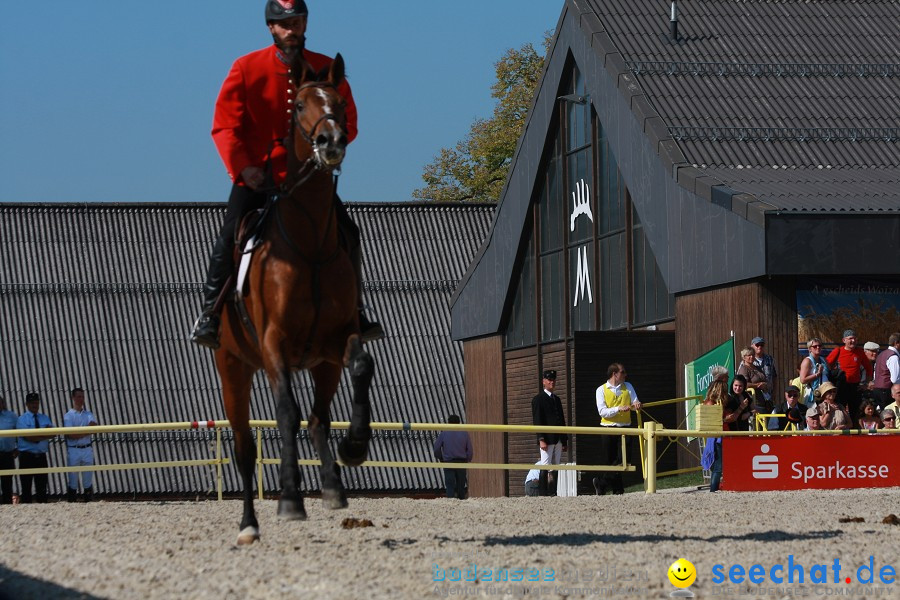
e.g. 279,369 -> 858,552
271,368 -> 307,520
338,335 -> 374,467
309,364 -> 347,510
216,351 -> 260,545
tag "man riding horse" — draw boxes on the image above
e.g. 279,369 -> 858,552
191,0 -> 382,348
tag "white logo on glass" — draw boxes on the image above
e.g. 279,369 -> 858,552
570,178 -> 594,308
570,178 -> 593,231
574,246 -> 593,307
752,444 -> 779,479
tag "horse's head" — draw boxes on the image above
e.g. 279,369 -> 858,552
290,53 -> 348,171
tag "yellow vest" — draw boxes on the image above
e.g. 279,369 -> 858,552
601,385 -> 632,426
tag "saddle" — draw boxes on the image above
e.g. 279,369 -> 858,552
217,195 -> 353,346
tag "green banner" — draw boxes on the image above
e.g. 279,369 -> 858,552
684,338 -> 735,431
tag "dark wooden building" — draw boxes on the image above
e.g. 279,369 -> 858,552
451,0 -> 900,496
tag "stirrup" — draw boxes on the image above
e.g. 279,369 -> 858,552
190,312 -> 222,350
359,312 -> 384,343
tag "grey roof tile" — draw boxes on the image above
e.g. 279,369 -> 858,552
585,0 -> 900,213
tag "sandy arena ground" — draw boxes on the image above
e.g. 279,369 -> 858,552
3,488 -> 900,599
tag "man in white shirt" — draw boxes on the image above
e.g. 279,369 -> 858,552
593,363 -> 641,495
63,387 -> 99,502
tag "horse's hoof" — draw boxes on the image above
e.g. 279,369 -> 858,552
236,526 -> 260,546
321,487 -> 348,510
277,498 -> 308,521
338,438 -> 369,467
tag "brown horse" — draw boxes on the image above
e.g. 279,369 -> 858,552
215,53 -> 374,545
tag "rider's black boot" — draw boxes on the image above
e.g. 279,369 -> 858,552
190,229 -> 234,350
336,201 -> 384,342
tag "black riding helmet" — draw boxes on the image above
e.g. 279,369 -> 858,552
266,0 -> 308,22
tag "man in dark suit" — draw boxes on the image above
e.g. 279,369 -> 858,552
531,369 -> 567,496
774,385 -> 807,431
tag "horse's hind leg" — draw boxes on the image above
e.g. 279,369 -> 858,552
309,363 -> 348,510
270,368 -> 307,520
217,351 -> 260,545
338,335 -> 374,467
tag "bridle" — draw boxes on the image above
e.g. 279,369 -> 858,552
292,81 -> 343,147
281,81 -> 346,198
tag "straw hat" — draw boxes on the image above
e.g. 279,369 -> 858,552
817,382 -> 837,398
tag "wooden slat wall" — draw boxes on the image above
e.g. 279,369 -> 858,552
674,277 -> 798,466
675,278 -> 797,398
759,278 -> 800,392
463,336 -> 506,497
505,350 -> 540,497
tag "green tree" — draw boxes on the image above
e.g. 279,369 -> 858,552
413,33 -> 552,203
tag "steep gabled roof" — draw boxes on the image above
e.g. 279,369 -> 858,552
0,202 -> 492,495
452,0 -> 900,341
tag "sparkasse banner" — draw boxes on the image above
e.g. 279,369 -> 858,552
723,436 -> 900,491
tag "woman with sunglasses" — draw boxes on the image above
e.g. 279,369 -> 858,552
798,338 -> 829,404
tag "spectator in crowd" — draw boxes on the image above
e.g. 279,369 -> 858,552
524,463 -> 541,497
881,408 -> 896,429
857,399 -> 882,430
873,333 -> 900,409
751,336 -> 777,401
63,387 -> 99,502
0,395 -> 18,504
798,338 -> 829,405
774,385 -> 807,431
826,329 -> 872,420
863,342 -> 880,382
885,383 -> 900,416
737,347 -> 771,412
805,406 -> 822,431
593,363 -> 641,496
16,392 -> 54,503
432,414 -> 473,500
702,378 -> 733,492
817,382 -> 850,430
531,369 -> 567,496
726,374 -> 754,431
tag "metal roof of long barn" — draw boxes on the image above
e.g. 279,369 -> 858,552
0,202 -> 493,497
588,0 -> 900,213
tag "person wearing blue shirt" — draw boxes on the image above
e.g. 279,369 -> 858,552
63,387 -> 99,502
16,392 -> 54,503
432,414 -> 473,499
0,395 -> 18,504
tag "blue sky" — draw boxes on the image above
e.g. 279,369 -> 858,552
0,1 -> 562,204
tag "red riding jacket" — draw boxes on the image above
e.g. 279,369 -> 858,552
212,45 -> 358,187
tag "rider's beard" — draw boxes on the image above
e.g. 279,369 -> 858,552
272,32 -> 306,59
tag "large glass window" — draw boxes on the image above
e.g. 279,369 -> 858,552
503,58 -> 674,351
540,252 -> 565,342
632,207 -> 674,326
539,153 -> 563,253
569,242 -> 595,332
505,228 -> 536,348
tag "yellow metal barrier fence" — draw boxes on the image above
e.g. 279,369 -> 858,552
2,420 -> 897,497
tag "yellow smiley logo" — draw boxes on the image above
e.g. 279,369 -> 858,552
667,558 -> 697,588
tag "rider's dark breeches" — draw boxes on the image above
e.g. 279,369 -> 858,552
201,185 -> 362,313
334,196 -> 363,304
201,185 -> 267,311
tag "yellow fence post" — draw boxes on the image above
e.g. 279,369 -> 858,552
216,428 -> 223,502
644,421 -> 657,494
257,427 -> 264,501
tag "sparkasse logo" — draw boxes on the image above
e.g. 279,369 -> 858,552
752,443 -> 778,479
